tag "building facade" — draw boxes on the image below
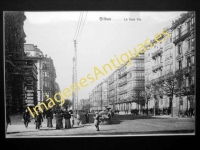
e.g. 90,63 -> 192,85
116,54 -> 145,112
5,11 -> 27,114
144,11 -> 195,116
24,44 -> 44,104
90,80 -> 108,111
171,11 -> 195,115
89,54 -> 145,113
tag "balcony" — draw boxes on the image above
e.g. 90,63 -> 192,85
185,48 -> 193,58
109,79 -> 115,85
109,86 -> 115,91
118,90 -> 127,95
152,48 -> 163,59
164,43 -> 173,51
152,62 -> 163,72
118,80 -> 127,87
190,23 -> 195,32
173,29 -> 191,45
118,72 -> 127,79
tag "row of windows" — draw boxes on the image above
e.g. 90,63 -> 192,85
178,55 -> 194,70
177,38 -> 194,55
128,82 -> 144,88
132,62 -> 144,67
118,93 -> 128,100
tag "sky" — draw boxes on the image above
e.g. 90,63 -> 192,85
24,11 -> 187,101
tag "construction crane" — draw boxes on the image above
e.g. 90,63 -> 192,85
72,12 -> 87,113
72,40 -> 78,113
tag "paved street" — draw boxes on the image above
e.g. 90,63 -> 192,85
6,114 -> 195,137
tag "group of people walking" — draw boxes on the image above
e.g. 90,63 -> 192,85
6,107 -> 119,133
21,108 -> 91,130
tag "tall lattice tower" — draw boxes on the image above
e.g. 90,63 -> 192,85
72,40 -> 78,112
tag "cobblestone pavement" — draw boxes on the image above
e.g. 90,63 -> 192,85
6,114 -> 195,137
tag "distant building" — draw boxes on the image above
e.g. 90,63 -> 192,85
24,44 -> 44,104
89,54 -> 145,112
116,55 -> 145,112
42,56 -> 57,102
80,99 -> 90,111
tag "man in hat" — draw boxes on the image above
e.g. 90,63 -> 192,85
85,111 -> 89,123
93,111 -> 100,131
63,110 -> 71,129
55,109 -> 62,129
46,109 -> 53,128
23,108 -> 31,128
70,110 -> 74,128
35,108 -> 43,129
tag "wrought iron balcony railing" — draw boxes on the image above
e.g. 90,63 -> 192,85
173,28 -> 191,45
152,47 -> 163,59
118,80 -> 127,87
118,72 -> 127,79
152,62 -> 163,71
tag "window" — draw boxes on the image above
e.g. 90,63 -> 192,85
178,44 -> 182,55
178,27 -> 181,37
187,57 -> 191,67
179,61 -> 182,70
188,39 -> 191,49
187,21 -> 190,31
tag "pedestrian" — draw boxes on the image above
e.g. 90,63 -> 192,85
63,110 -> 71,129
55,110 -> 62,129
60,110 -> 64,129
6,110 -> 11,133
35,109 -> 43,129
70,111 -> 74,128
93,111 -> 100,131
76,111 -> 83,126
23,108 -> 31,128
108,110 -> 112,124
46,109 -> 53,128
85,111 -> 89,123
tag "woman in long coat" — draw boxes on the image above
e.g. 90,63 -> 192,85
70,112 -> 74,128
35,110 -> 43,129
93,111 -> 100,131
46,109 -> 53,128
23,109 -> 31,128
55,110 -> 62,129
63,111 -> 71,129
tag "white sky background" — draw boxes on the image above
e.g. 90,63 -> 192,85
24,11 -> 187,101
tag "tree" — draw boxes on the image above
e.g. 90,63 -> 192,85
132,88 -> 145,113
151,70 -> 183,117
62,99 -> 72,110
144,84 -> 152,115
175,68 -> 195,112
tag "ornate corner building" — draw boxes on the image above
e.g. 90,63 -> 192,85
4,11 -> 60,114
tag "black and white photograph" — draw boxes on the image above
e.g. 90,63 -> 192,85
4,11 -> 195,137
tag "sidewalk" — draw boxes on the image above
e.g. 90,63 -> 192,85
116,112 -> 195,120
151,115 -> 195,119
